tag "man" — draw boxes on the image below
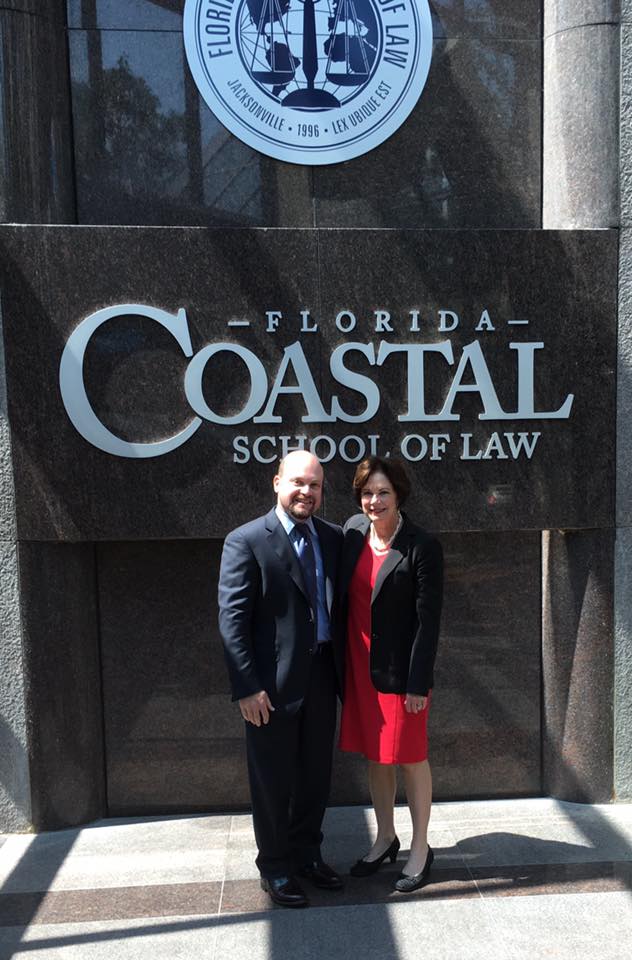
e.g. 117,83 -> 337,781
218,450 -> 344,908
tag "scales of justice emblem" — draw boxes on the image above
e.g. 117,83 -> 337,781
183,0 -> 433,165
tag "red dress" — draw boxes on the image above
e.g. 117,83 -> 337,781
339,538 -> 430,764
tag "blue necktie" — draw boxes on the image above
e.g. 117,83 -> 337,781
295,524 -> 318,633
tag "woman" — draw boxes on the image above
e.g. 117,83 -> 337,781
339,457 -> 443,892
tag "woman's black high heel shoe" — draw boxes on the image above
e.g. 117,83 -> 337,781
350,837 -> 400,877
394,845 -> 434,892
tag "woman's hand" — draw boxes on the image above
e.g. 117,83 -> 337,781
404,694 -> 428,714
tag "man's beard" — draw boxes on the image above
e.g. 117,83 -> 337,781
288,498 -> 314,520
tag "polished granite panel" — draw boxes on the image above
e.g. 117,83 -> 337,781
0,882 -> 223,926
68,29 -> 313,227
3,861 -> 629,924
0,10 -> 75,223
0,226 -> 616,539
333,531 -> 542,803
17,541 -> 105,829
100,532 -> 540,812
542,529 -> 615,803
98,539 -> 253,813
317,228 -> 616,532
313,35 -> 541,229
432,531 -> 542,797
0,225 -> 320,540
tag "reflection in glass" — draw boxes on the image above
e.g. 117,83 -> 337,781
70,29 -> 267,225
68,0 -> 182,31
430,0 -> 539,41
314,32 -> 541,229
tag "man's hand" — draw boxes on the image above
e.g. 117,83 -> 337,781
239,690 -> 275,726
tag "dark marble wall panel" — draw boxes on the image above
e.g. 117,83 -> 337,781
18,541 -> 105,829
0,225 -> 616,539
313,35 -> 541,229
101,532 -> 541,813
98,539 -> 252,813
68,28 -> 313,227
431,531 -> 541,798
0,225 -> 321,540
317,228 -> 616,532
0,10 -> 75,223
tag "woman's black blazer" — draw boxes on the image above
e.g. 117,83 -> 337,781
340,513 -> 443,696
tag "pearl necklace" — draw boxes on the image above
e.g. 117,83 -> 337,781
369,512 -> 403,552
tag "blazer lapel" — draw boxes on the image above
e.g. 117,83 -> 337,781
371,519 -> 413,604
265,509 -> 308,602
371,544 -> 405,603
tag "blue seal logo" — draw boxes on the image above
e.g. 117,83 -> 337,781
184,0 -> 433,165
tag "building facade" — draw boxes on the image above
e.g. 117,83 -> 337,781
0,1 -> 630,832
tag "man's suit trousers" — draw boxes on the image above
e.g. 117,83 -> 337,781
244,644 -> 337,878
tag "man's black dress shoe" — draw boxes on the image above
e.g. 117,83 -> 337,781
260,875 -> 309,908
297,860 -> 344,890
350,837 -> 400,877
394,846 -> 434,892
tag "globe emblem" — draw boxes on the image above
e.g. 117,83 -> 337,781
237,0 -> 381,109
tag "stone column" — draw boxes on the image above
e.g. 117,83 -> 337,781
0,1 -> 88,830
543,2 -> 619,228
0,1 -> 75,223
542,2 -> 620,800
0,302 -> 30,831
542,531 -> 614,802
617,0 -> 632,799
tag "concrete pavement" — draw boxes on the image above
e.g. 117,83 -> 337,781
1,798 -> 631,959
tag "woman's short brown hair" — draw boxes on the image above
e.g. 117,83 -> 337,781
352,457 -> 411,507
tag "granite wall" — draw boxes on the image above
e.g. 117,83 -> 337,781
0,0 -> 74,831
0,1 -> 624,828
0,221 -> 617,816
542,0 -> 619,803
618,0 -> 632,800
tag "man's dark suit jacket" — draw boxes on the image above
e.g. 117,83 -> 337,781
218,508 -> 343,710
339,512 -> 443,696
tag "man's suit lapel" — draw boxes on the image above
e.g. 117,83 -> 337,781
264,509 -> 309,602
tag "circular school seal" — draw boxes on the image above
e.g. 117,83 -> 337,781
183,0 -> 433,165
